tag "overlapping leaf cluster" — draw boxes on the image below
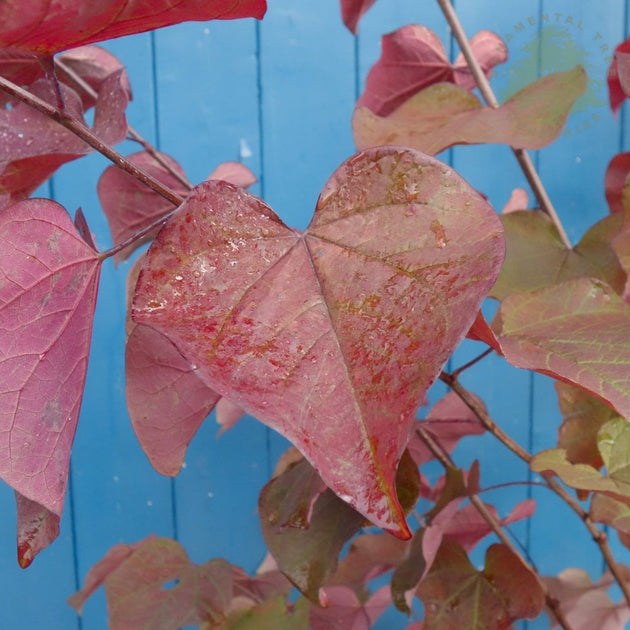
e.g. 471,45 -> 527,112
2,1 -> 630,629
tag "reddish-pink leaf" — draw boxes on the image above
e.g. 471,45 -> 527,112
0,198 -> 101,565
340,0 -> 378,34
354,67 -> 586,155
310,585 -> 391,630
56,45 -> 132,110
408,391 -> 486,467
126,323 -> 220,476
133,147 -> 504,536
357,25 -> 506,117
453,31 -> 508,90
0,1 -> 267,55
544,569 -> 630,630
0,73 -> 129,209
501,188 -> 529,214
216,397 -> 246,435
208,161 -> 257,189
496,278 -> 630,420
439,499 -> 535,551
357,25 -> 454,117
0,48 -> 46,100
71,537 -> 235,629
16,492 -> 60,569
608,38 -> 630,115
68,536 -> 153,613
416,541 -> 545,629
605,152 -> 630,214
99,152 -> 255,263
465,309 -> 502,352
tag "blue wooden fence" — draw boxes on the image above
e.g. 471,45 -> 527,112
1,0 -> 629,628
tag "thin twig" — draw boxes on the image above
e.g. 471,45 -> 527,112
54,58 -> 194,191
452,347 -> 493,378
435,0 -> 572,248
416,425 -> 572,630
439,371 -> 630,609
0,75 -> 184,208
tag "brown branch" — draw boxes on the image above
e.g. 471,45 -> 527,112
416,424 -> 573,630
54,58 -> 194,191
435,0 -> 572,249
439,371 -> 630,609
0,74 -> 184,208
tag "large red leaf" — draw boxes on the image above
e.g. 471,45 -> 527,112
354,67 -> 586,155
0,198 -> 101,565
496,278 -> 630,420
0,72 -> 129,210
357,25 -> 506,117
0,1 -> 267,55
133,147 -> 504,536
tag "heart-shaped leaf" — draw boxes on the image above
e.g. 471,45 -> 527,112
0,1 -> 267,55
0,198 -> 101,565
133,147 -> 505,536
